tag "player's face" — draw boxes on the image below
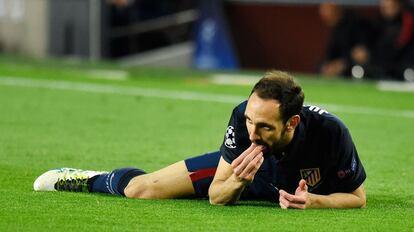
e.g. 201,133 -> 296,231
245,93 -> 291,153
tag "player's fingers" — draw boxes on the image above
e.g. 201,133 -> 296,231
233,149 -> 258,175
279,189 -> 288,196
238,152 -> 263,179
243,156 -> 264,181
234,146 -> 264,175
279,193 -> 305,209
231,144 -> 256,168
280,190 -> 306,204
239,158 -> 263,181
299,179 -> 308,192
279,201 -> 288,209
247,154 -> 264,177
279,195 -> 290,209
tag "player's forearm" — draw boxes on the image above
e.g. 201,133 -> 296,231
208,174 -> 248,205
307,192 -> 366,208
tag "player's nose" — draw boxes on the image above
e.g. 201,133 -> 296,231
249,130 -> 261,142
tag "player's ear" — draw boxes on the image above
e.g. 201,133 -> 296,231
286,115 -> 300,131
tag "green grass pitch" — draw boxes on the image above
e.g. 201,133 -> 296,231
0,56 -> 413,231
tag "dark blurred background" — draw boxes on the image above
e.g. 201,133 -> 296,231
1,0 -> 414,80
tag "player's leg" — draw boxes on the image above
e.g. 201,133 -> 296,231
33,151 -> 221,199
123,161 -> 193,198
124,151 -> 220,199
33,167 -> 145,195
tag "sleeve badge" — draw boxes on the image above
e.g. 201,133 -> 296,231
224,126 -> 236,149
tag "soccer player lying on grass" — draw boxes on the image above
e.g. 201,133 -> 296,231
34,71 -> 367,209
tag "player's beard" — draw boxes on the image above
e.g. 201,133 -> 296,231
267,125 -> 290,155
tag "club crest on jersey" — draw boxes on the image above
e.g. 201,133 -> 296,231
300,168 -> 321,187
224,126 -> 236,149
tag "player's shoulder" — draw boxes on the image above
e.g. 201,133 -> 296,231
229,100 -> 248,121
233,100 -> 248,115
302,105 -> 349,134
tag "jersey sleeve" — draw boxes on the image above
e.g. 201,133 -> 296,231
332,126 -> 366,193
219,102 -> 250,164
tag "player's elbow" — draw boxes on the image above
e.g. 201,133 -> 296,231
209,196 -> 235,206
344,190 -> 366,208
360,200 -> 366,208
208,185 -> 234,206
353,184 -> 366,208
209,197 -> 224,205
358,194 -> 366,208
208,189 -> 225,205
351,197 -> 366,208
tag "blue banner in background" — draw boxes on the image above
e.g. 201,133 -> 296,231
193,0 -> 239,70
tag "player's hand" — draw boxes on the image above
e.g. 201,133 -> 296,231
279,179 -> 310,209
230,144 -> 264,183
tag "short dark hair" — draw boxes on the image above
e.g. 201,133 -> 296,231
251,70 -> 305,122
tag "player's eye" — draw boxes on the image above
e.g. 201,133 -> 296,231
261,125 -> 273,131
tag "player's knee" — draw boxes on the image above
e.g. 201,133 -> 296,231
124,177 -> 160,199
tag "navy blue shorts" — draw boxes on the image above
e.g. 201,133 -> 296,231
184,151 -> 280,202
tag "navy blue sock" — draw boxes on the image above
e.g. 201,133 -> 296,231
89,168 -> 146,196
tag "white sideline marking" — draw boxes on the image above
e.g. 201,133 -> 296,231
0,76 -> 244,104
377,81 -> 414,92
211,74 -> 259,86
0,76 -> 413,119
316,103 -> 414,119
87,69 -> 129,81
